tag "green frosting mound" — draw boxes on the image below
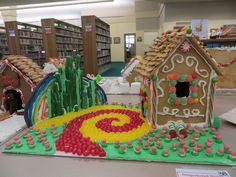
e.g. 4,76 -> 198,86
213,116 -> 221,129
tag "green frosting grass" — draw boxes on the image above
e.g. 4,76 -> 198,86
3,126 -> 65,155
3,125 -> 236,166
101,128 -> 235,165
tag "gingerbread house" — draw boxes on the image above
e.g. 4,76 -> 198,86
0,55 -> 45,116
135,33 -> 222,126
121,56 -> 142,84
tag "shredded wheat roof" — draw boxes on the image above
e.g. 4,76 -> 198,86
3,55 -> 45,85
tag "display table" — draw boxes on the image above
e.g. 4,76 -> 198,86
0,95 -> 236,177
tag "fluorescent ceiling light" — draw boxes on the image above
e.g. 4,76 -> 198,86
0,0 -> 113,10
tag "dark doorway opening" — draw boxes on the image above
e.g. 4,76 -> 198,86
3,90 -> 23,114
175,82 -> 190,97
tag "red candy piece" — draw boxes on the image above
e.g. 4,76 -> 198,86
127,141 -> 132,146
206,142 -> 212,147
166,134 -> 171,139
120,145 -> 126,151
44,143 -> 50,149
135,146 -> 141,151
163,148 -> 169,154
207,138 -> 213,143
192,146 -> 198,152
151,146 -> 156,152
231,151 -> 236,157
144,142 -> 149,147
197,143 -> 202,149
5,142 -> 12,147
138,138 -> 142,143
172,142 -> 177,148
156,140 -> 161,146
218,148 -> 224,154
179,129 -> 188,138
206,148 -> 212,154
148,138 -> 154,143
190,139 -> 195,144
15,140 -> 21,145
224,145 -> 230,150
192,73 -> 198,79
169,129 -> 178,139
155,134 -> 161,140
179,148 -> 185,155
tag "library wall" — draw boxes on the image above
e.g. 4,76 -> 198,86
136,30 -> 159,56
109,22 -> 136,62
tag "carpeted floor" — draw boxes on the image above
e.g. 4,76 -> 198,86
101,62 -> 126,77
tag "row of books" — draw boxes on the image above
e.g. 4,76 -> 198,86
56,28 -> 82,38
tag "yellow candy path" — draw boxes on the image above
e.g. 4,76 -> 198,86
34,105 -> 151,142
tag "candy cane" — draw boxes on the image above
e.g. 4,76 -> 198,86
208,82 -> 215,126
152,79 -> 158,125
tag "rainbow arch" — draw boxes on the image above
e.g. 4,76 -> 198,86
24,73 -> 107,127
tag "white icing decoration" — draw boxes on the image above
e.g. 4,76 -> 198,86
181,41 -> 191,52
43,63 -> 58,74
161,54 -> 210,78
157,78 -> 165,98
198,80 -> 207,106
162,54 -> 184,73
185,56 -> 209,78
158,106 -> 204,118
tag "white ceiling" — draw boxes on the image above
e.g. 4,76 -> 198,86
0,0 -> 136,23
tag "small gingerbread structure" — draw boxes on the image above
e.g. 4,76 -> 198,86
135,32 -> 222,126
0,55 -> 45,115
121,56 -> 142,84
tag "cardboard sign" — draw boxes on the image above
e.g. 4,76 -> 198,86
85,24 -> 92,32
191,19 -> 209,39
176,168 -> 231,177
44,27 -> 52,34
8,29 -> 15,37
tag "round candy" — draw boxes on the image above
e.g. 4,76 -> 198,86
169,87 -> 176,93
173,73 -> 180,80
169,97 -> 175,105
212,77 -> 217,83
193,98 -> 199,104
170,80 -> 177,86
190,92 -> 198,98
187,97 -> 194,104
186,75 -> 193,82
181,97 -> 187,105
191,79 -> 199,86
186,28 -> 192,34
179,74 -> 186,82
190,86 -> 198,92
169,93 -> 176,99
175,97 -> 181,105
151,75 -> 157,81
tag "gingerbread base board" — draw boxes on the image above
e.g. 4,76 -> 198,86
3,105 -> 236,166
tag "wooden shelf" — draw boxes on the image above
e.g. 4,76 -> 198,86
202,38 -> 236,43
82,15 -> 111,75
41,18 -> 83,64
5,21 -> 45,66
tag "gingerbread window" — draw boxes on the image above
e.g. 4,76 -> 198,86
167,73 -> 199,105
175,82 -> 190,98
